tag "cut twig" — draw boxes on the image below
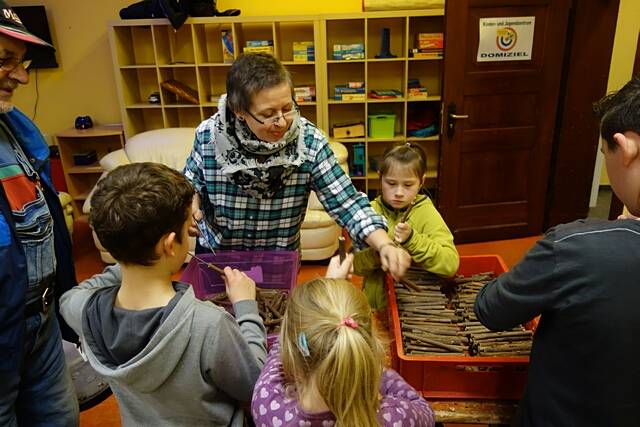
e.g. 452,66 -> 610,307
399,199 -> 416,223
188,251 -> 225,276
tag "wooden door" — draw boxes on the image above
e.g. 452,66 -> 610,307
439,0 -> 571,242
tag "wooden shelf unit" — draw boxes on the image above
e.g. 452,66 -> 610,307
108,9 -> 444,198
56,125 -> 125,215
321,10 -> 444,198
109,17 -> 323,139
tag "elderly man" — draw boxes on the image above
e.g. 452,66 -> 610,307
0,2 -> 79,425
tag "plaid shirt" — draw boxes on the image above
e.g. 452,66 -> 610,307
184,117 -> 386,251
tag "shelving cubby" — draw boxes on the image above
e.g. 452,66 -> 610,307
320,10 -> 444,197
56,126 -> 125,215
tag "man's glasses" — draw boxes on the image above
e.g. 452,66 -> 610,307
246,101 -> 299,125
0,57 -> 31,73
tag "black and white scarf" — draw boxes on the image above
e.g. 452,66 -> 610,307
213,95 -> 306,198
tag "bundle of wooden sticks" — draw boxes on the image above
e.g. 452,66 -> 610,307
396,269 -> 533,356
207,289 -> 289,334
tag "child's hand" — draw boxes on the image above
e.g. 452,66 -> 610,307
223,267 -> 256,304
394,222 -> 413,244
326,253 -> 354,279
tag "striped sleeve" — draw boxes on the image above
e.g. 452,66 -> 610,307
309,128 -> 387,248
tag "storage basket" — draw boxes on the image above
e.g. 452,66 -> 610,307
387,255 -> 535,399
181,251 -> 300,347
368,113 -> 396,138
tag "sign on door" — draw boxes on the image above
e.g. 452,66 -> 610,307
477,16 -> 535,62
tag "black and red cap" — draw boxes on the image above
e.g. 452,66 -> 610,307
0,1 -> 52,48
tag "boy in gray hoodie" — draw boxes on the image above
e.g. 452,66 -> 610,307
60,162 -> 267,426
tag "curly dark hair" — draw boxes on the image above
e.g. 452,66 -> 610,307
593,75 -> 640,151
226,53 -> 293,114
89,162 -> 194,266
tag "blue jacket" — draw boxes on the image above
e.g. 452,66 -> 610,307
0,108 -> 77,371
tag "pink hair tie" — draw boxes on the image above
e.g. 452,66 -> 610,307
337,317 -> 359,329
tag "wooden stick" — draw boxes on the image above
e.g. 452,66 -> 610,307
398,277 -> 422,292
399,199 -> 416,223
188,251 -> 225,275
338,236 -> 346,263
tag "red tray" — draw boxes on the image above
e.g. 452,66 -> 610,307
388,255 -> 534,399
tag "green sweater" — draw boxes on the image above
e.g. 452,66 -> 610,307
353,194 -> 459,309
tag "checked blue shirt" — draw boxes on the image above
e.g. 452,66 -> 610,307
184,117 -> 386,251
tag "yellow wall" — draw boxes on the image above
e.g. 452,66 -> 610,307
10,0 -> 361,142
217,0 -> 361,16
599,0 -> 640,185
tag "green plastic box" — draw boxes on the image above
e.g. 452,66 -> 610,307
368,113 -> 396,138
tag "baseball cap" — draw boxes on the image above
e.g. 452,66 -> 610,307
0,1 -> 52,48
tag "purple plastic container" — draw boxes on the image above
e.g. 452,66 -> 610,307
180,251 -> 300,347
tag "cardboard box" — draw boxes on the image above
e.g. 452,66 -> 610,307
243,46 -> 274,54
333,121 -> 365,138
350,143 -> 366,176
221,30 -> 234,63
293,41 -> 315,62
335,93 -> 366,101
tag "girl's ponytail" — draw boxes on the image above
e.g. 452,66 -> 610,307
280,279 -> 385,427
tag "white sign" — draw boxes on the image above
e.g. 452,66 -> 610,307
477,16 -> 535,62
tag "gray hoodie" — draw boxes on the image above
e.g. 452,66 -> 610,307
60,265 -> 267,426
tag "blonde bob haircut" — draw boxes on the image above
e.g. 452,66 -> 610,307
280,278 -> 386,427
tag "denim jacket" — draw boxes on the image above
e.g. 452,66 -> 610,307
0,108 -> 77,371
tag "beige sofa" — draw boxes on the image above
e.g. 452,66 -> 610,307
84,127 -> 347,263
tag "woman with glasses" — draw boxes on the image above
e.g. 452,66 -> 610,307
184,53 -> 410,280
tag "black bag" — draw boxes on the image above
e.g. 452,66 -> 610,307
119,0 -> 187,29
119,0 -> 240,29
183,0 -> 240,17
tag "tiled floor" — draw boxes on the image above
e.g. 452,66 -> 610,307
71,216 -> 539,426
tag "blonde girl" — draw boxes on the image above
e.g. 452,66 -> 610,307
354,142 -> 459,309
251,255 -> 434,427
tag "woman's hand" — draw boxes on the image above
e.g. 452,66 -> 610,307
189,193 -> 203,237
325,253 -> 354,280
379,243 -> 411,280
394,222 -> 413,244
223,267 -> 256,304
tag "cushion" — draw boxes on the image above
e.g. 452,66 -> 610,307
301,209 -> 336,228
99,149 -> 130,170
125,128 -> 195,170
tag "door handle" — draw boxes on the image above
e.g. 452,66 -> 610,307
447,103 -> 469,138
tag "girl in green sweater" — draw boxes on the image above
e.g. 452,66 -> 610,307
353,143 -> 459,309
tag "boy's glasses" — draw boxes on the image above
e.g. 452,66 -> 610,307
0,57 -> 31,72
246,101 -> 299,125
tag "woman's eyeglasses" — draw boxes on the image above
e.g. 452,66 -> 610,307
246,101 -> 299,125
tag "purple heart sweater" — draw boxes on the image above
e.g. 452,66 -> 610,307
251,344 -> 435,426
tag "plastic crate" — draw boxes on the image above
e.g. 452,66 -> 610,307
388,255 -> 534,399
368,113 -> 396,138
180,251 -> 300,347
